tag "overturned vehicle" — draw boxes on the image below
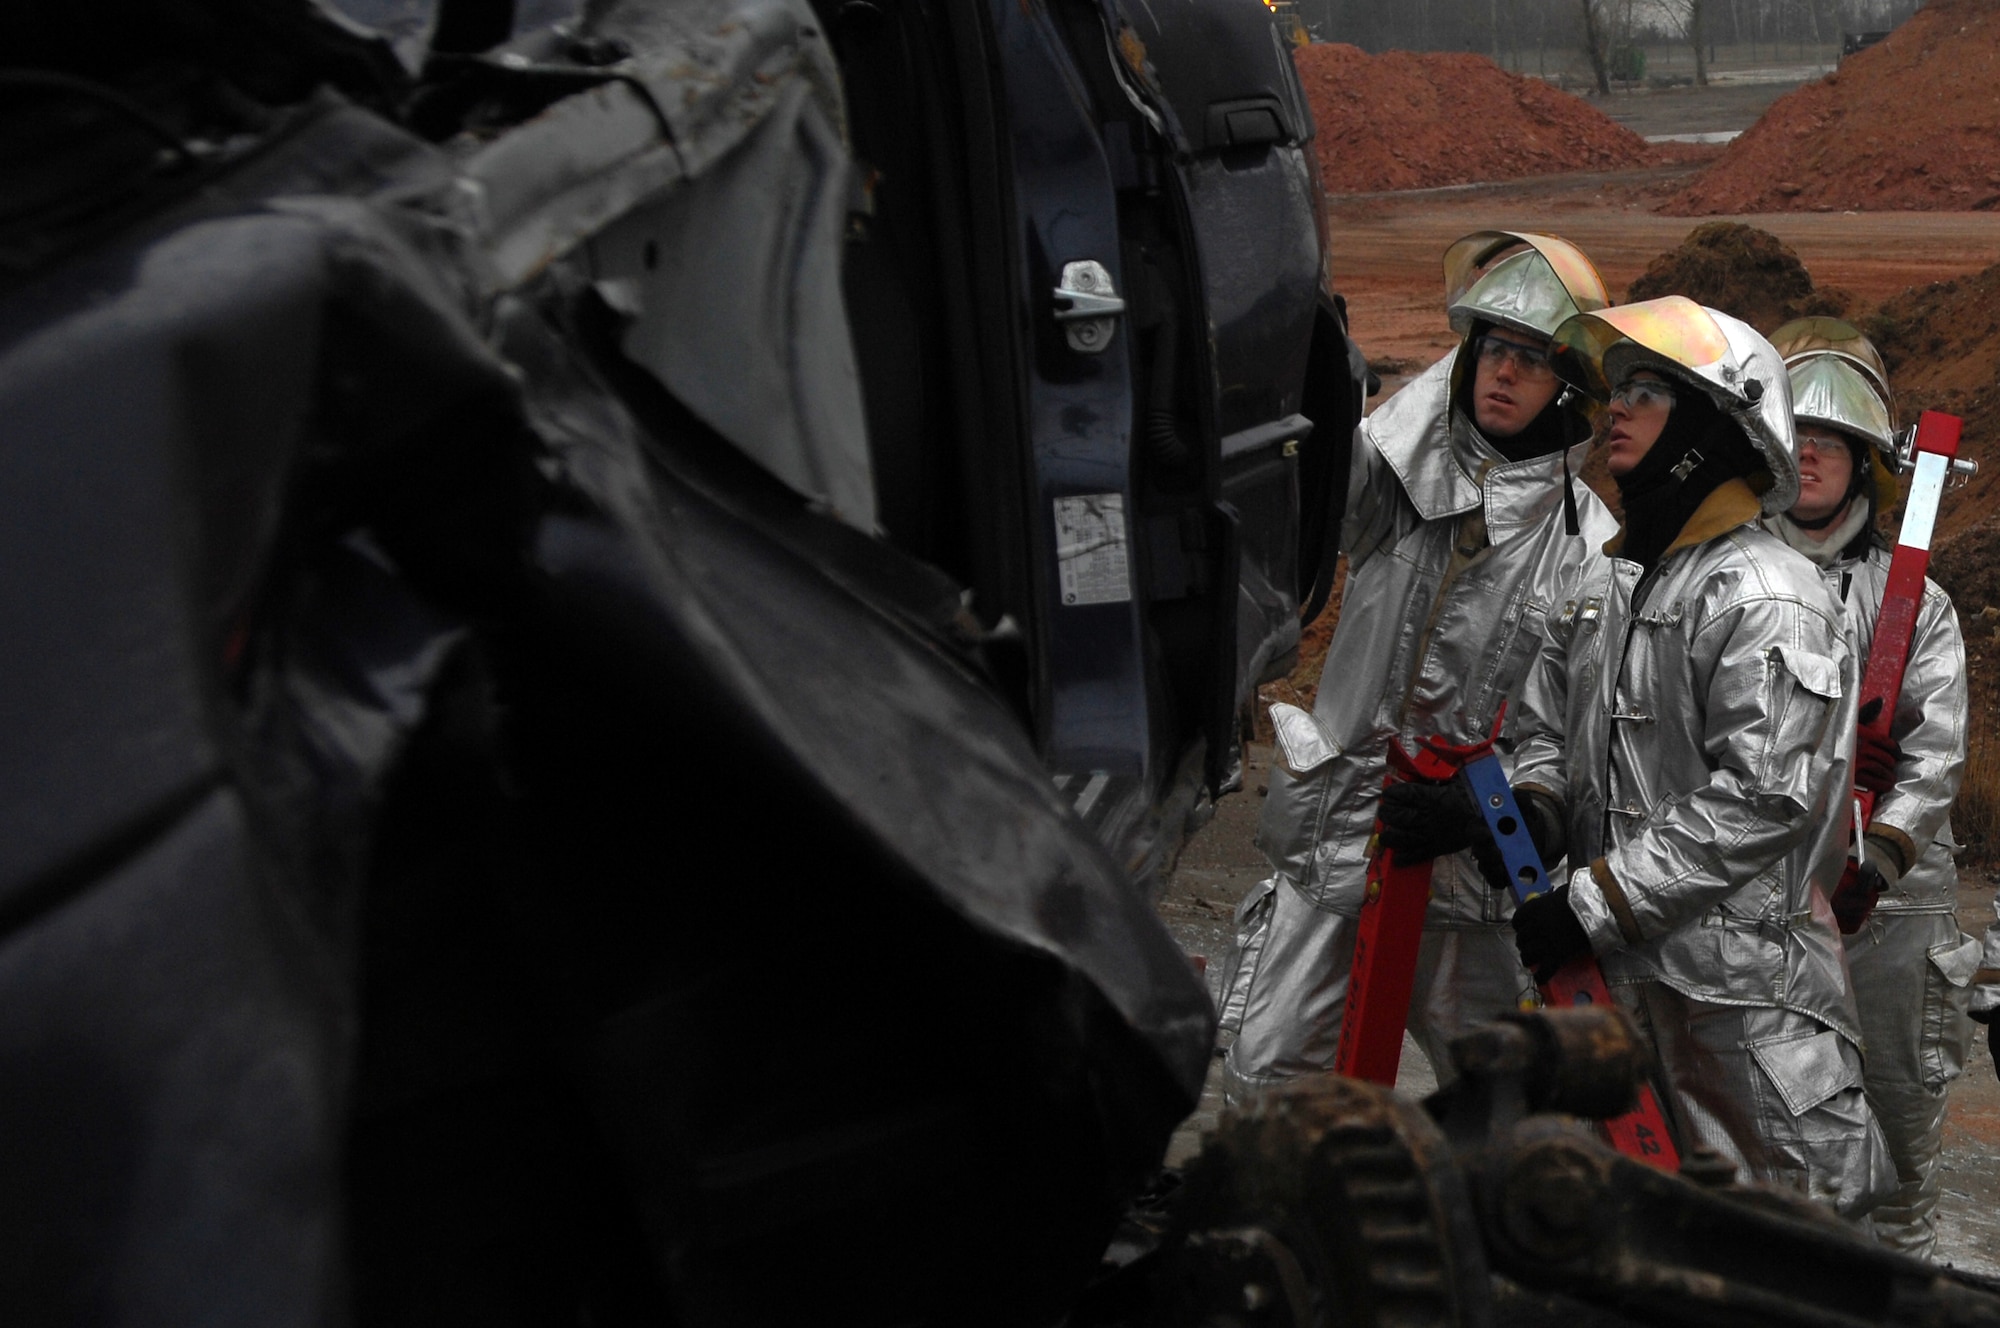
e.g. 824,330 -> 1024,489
1,0 -> 1353,1322
8,0 -> 2000,1325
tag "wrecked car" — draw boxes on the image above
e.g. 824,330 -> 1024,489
0,0 -> 1358,1322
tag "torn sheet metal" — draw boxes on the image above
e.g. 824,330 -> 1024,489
0,3 -> 1209,1322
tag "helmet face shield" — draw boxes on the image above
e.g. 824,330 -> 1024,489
1550,297 -> 1734,400
1444,230 -> 1609,341
1552,296 -> 1800,513
1788,356 -> 1894,452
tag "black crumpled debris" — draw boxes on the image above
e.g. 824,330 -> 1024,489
0,88 -> 1211,1328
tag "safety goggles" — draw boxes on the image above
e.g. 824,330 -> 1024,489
1474,333 -> 1556,377
1609,377 -> 1677,412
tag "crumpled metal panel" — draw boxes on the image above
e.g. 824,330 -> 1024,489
0,140 -> 500,1322
458,0 -> 875,530
1,8 -> 1211,1321
586,78 -> 876,531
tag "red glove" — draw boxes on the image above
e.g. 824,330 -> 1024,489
1829,860 -> 1885,935
1854,697 -> 1902,798
1855,730 -> 1901,797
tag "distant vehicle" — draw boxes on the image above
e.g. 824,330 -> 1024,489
1842,29 -> 1892,57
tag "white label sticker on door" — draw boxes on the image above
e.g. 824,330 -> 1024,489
1054,493 -> 1131,606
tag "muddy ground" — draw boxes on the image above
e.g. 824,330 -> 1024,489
1154,71 -> 2000,1276
1331,175 -> 2000,405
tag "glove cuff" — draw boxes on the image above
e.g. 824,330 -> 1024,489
1518,787 -> 1569,868
1861,831 -> 1907,886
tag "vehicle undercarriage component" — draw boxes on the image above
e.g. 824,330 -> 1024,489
1435,1011 -> 2000,1328
1091,1006 -> 2000,1328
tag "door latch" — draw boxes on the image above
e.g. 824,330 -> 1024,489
1052,260 -> 1125,354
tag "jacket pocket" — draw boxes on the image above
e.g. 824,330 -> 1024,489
1929,933 -> 1983,988
1772,645 -> 1842,701
1923,933 -> 1980,1090
1470,592 -> 1548,729
1748,1028 -> 1861,1118
1270,703 -> 1341,775
1216,877 -> 1278,1034
1256,706 -> 1342,893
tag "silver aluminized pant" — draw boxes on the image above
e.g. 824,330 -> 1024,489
1845,911 -> 1978,1257
1624,982 -> 1895,1221
1218,875 -> 1533,1104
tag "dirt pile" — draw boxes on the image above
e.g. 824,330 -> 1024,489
1624,222 -> 1852,332
1866,261 -> 2000,592
1669,0 -> 2000,214
1294,44 -> 1656,194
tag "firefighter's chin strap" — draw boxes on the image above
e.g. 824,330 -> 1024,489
1558,388 -> 1583,537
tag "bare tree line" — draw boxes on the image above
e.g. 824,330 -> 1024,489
1300,0 -> 1924,91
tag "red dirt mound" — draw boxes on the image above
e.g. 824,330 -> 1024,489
1865,260 -> 2000,577
1294,44 -> 1657,194
1668,0 -> 2000,214
1625,222 -> 1852,332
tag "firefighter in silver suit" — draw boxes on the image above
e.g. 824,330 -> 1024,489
1975,906 -> 2000,1084
1507,298 -> 1893,1219
1764,318 -> 1978,1255
1219,232 -> 1618,1102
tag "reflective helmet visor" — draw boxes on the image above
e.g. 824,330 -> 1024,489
1788,356 -> 1894,452
1550,295 -> 1734,400
1444,230 -> 1609,340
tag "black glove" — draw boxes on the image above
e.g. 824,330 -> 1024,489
1514,787 -> 1569,873
1378,779 -> 1486,863
1511,885 -> 1592,984
1830,859 -> 1887,935
1472,787 -> 1570,895
1854,697 -> 1903,798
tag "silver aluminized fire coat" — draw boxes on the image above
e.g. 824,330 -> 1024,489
1510,491 -> 1896,1214
1512,510 -> 1861,1035
1222,351 -> 1615,1095
1262,352 -> 1615,919
1816,539 -> 1978,1254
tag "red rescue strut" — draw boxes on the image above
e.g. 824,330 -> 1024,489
1332,733 -> 1495,1086
1855,410 -> 1971,830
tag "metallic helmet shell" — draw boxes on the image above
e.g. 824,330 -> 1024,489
1551,295 -> 1800,514
1445,231 -> 1610,341
1771,318 -> 1898,507
1769,316 -> 1893,400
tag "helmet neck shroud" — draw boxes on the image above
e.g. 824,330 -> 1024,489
1613,377 -> 1765,570
1453,321 -> 1581,463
